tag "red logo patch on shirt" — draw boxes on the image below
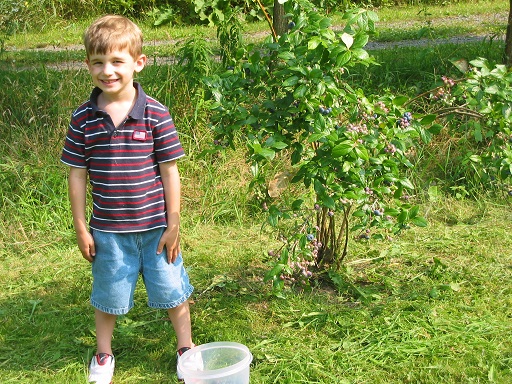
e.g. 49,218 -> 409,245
132,130 -> 147,141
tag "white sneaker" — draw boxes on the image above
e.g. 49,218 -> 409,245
88,353 -> 115,384
177,345 -> 203,382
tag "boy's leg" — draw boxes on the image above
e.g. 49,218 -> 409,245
88,309 -> 116,383
95,309 -> 117,354
167,301 -> 193,350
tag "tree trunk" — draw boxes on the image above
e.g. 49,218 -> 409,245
505,0 -> 512,66
273,0 -> 287,38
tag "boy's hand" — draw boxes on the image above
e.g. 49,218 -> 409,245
76,231 -> 96,263
157,226 -> 180,264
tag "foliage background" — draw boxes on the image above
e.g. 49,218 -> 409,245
1,0 -> 511,383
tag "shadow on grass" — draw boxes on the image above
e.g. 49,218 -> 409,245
0,256 -> 266,383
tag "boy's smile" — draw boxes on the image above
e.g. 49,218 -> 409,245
86,50 -> 146,100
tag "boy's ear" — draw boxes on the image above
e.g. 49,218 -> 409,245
135,54 -> 147,73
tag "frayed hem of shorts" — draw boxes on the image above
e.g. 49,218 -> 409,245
90,299 -> 133,315
147,286 -> 194,309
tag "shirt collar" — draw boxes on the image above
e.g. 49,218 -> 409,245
89,82 -> 146,120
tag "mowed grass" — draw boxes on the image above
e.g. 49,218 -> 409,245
1,2 -> 512,382
1,196 -> 512,383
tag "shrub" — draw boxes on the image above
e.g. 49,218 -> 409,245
201,0 -> 435,292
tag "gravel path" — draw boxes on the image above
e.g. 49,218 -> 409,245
8,11 -> 509,71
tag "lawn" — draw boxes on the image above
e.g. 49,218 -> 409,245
1,198 -> 511,383
1,0 -> 512,382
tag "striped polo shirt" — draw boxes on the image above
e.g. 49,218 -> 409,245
61,82 -> 185,233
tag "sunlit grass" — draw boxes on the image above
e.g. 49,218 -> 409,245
1,198 -> 512,383
2,0 -> 508,51
1,1 -> 512,382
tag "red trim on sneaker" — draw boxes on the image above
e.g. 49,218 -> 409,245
177,347 -> 191,356
95,353 -> 114,366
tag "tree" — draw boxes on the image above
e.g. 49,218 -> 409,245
505,0 -> 512,66
273,0 -> 287,37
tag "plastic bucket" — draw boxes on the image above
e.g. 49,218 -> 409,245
178,342 -> 253,384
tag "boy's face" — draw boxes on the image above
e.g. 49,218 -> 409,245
86,49 -> 146,98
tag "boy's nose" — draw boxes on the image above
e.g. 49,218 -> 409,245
102,63 -> 115,75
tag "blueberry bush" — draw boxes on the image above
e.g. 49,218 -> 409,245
201,0 -> 437,292
195,0 -> 512,293
426,58 -> 512,195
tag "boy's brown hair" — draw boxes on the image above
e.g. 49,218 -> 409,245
84,15 -> 143,59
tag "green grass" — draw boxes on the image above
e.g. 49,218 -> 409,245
1,1 -> 512,382
2,0 -> 508,52
1,197 -> 512,382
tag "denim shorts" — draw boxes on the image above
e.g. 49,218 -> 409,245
90,227 -> 194,315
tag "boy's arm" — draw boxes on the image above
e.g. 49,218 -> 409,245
157,160 -> 181,264
68,166 -> 95,262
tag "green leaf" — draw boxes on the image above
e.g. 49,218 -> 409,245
291,199 -> 304,210
420,114 -> 437,125
322,195 -> 336,209
354,145 -> 369,161
399,178 -> 414,190
409,205 -> 420,218
428,124 -> 443,134
332,141 -> 354,157
468,154 -> 481,163
397,210 -> 408,223
308,133 -> 326,143
352,48 -> 369,61
418,127 -> 432,144
264,263 -> 285,282
278,51 -> 296,60
352,33 -> 369,49
294,84 -> 308,99
367,10 -> 379,21
469,58 -> 488,69
308,37 -> 322,50
474,125 -> 482,142
283,75 -> 299,87
411,216 -> 428,227
353,209 -> 366,217
484,85 -> 500,95
309,68 -> 324,78
336,51 -> 351,67
392,96 -> 408,106
314,115 -> 327,131
319,17 -> 332,29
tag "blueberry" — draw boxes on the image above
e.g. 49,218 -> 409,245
306,234 -> 315,241
373,209 -> 382,216
288,21 -> 296,29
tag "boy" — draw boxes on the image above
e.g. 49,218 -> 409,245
61,15 -> 196,383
